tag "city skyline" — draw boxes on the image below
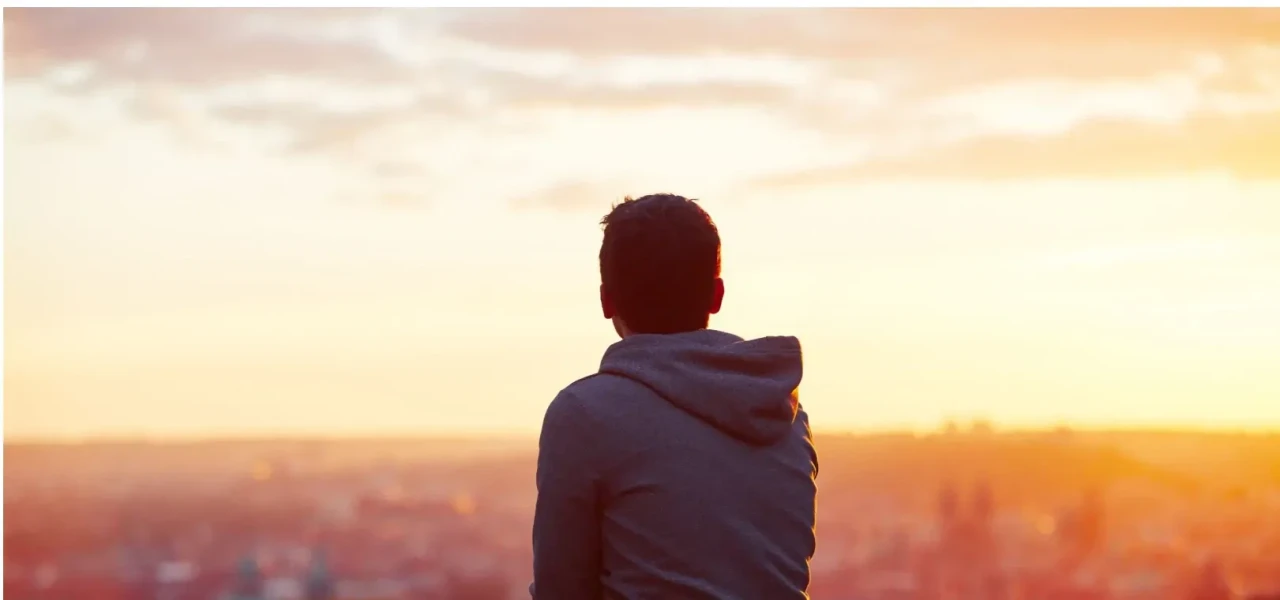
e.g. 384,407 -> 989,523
7,429 -> 1280,599
6,8 -> 1280,440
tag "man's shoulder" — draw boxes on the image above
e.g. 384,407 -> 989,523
556,372 -> 633,407
549,371 -> 656,424
540,373 -> 640,449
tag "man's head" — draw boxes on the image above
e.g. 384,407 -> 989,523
599,193 -> 724,337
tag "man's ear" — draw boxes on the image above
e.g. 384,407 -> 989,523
601,284 -> 615,320
709,278 -> 725,315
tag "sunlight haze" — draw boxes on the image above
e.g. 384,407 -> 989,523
5,8 -> 1280,440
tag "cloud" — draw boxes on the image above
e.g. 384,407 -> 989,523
491,75 -> 793,112
121,84 -> 227,149
442,9 -> 875,59
207,94 -> 461,157
10,8 -> 1280,202
755,110 -> 1280,187
511,181 -> 630,213
8,9 -> 804,173
206,96 -> 450,205
4,8 -> 407,89
1039,239 -> 1249,270
8,9 -> 797,112
441,9 -> 1280,151
372,160 -> 429,179
6,9 -> 441,169
443,9 -> 1279,85
12,112 -> 81,144
14,10 -> 1279,122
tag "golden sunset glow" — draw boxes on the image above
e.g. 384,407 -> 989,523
5,8 -> 1280,440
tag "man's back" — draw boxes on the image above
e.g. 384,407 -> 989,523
533,329 -> 818,599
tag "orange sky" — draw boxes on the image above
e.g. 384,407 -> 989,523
5,8 -> 1280,440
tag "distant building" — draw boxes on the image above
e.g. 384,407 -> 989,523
1188,558 -> 1234,600
1077,488 -> 1105,557
938,481 -> 959,528
225,555 -> 263,600
1058,488 -> 1106,565
967,479 -> 1000,587
927,480 -> 1007,599
973,479 -> 994,529
306,549 -> 334,600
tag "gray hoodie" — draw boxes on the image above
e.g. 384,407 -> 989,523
532,329 -> 818,600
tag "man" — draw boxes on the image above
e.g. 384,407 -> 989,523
532,194 -> 818,599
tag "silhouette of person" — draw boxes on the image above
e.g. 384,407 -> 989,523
531,194 -> 817,599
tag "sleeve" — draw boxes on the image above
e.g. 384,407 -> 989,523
531,389 -> 603,600
797,403 -> 819,479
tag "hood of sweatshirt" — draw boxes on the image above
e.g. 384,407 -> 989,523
597,329 -> 804,446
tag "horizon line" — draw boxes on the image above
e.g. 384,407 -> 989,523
7,423 -> 1279,447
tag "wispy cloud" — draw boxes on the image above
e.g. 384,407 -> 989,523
511,181 -> 631,213
756,110 -> 1280,188
443,9 -> 1280,88
4,9 -> 406,88
1040,239 -> 1248,270
7,8 -> 1280,208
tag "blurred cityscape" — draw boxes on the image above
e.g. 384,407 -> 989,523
5,423 -> 1280,600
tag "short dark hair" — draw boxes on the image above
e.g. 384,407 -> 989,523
599,193 -> 721,334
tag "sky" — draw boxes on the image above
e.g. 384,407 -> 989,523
5,8 -> 1280,441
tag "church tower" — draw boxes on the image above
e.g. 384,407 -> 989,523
306,548 -> 335,600
226,555 -> 263,600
